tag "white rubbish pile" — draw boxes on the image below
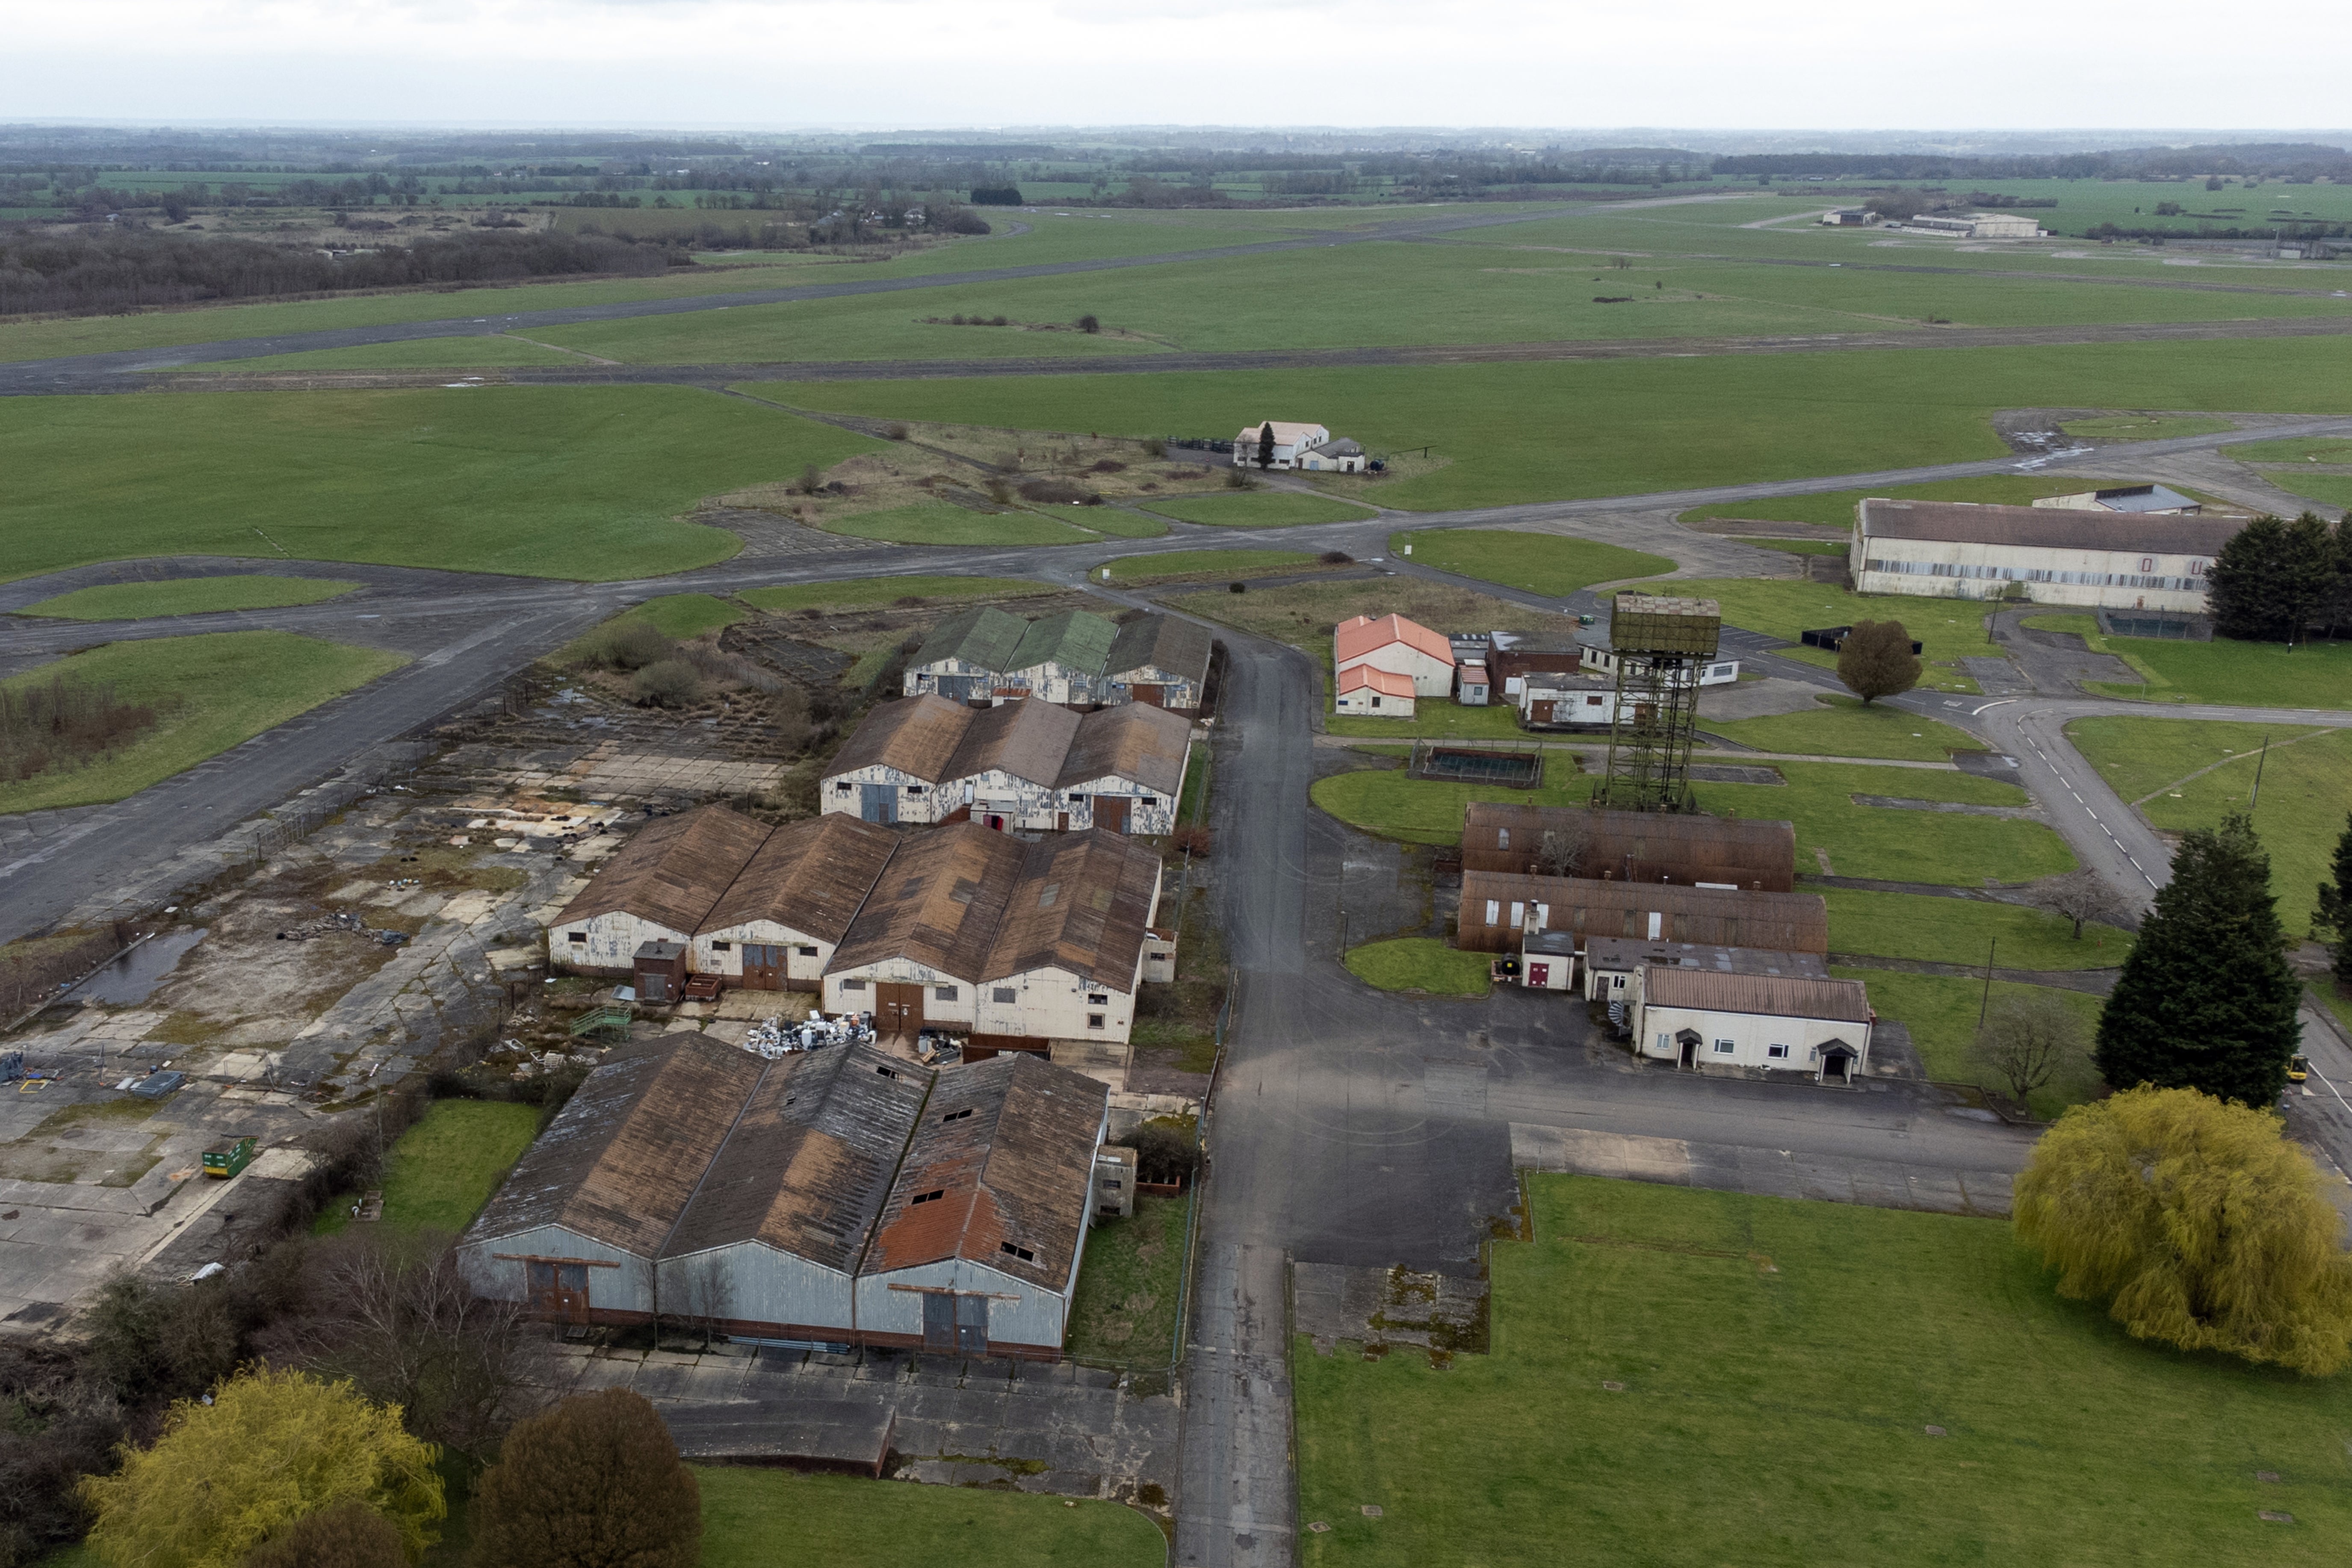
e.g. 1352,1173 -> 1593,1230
740,1012 -> 877,1060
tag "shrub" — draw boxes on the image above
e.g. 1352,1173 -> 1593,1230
990,315 -> 1008,326
1228,582 -> 1247,594
470,1390 -> 699,1568
1223,466 -> 1254,490
884,422 -> 909,440
242,1497 -> 408,1568
796,463 -> 823,494
1131,1122 -> 1200,1184
630,660 -> 702,709
1835,619 -> 1920,704
1319,550 -> 1352,565
575,620 -> 671,673
1017,477 -> 1093,504
1090,459 -> 1126,474
1076,313 -> 1101,334
1170,824 -> 1211,858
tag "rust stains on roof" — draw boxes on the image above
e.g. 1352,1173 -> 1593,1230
865,1053 -> 1107,1290
1643,966 -> 1872,1023
1056,703 -> 1191,797
698,814 -> 899,945
828,821 -> 1028,980
988,830 -> 1163,988
826,694 -> 975,785
1460,803 -> 1796,892
1456,871 -> 1828,955
943,698 -> 1082,788
554,805 -> 772,933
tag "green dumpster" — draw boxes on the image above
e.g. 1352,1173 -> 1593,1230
202,1134 -> 258,1180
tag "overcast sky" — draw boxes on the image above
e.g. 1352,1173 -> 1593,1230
11,0 -> 2346,133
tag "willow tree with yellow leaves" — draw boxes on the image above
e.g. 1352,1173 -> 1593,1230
80,1366 -> 443,1568
2014,1085 -> 2352,1376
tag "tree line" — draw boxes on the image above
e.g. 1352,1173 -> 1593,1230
0,229 -> 673,318
2207,511 -> 2352,644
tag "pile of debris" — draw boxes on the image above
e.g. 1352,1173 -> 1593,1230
275,912 -> 410,947
740,1012 -> 877,1060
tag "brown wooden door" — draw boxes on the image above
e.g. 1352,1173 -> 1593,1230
876,982 -> 925,1035
742,944 -> 783,990
1096,797 -> 1131,834
528,1261 -> 591,1321
1132,684 -> 1165,708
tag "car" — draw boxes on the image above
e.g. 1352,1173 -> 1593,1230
2288,1054 -> 2310,1082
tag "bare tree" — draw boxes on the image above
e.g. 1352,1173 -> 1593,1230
1975,991 -> 2087,1107
664,1254 -> 734,1352
1535,816 -> 1594,878
2029,868 -> 2133,939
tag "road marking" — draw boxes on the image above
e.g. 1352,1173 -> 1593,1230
1971,698 -> 2019,715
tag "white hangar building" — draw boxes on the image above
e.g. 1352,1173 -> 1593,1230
1851,497 -> 2243,612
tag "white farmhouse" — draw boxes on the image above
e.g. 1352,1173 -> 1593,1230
1635,967 -> 1873,1083
689,815 -> 898,992
1334,613 -> 1455,699
1232,420 -> 1367,472
1852,497 -> 2243,612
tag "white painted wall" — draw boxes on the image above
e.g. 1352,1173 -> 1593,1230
1635,1000 -> 1871,1074
856,1258 -> 1070,1351
553,910 -> 690,975
1852,531 -> 2214,611
691,919 -> 831,986
820,762 -> 955,824
659,1243 -> 854,1336
978,964 -> 1137,1043
826,959 -> 978,1026
1338,641 -> 1455,697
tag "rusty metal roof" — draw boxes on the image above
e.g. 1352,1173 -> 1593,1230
943,698 -> 1082,788
554,806 -> 773,935
1461,803 -> 1796,891
864,1053 -> 1107,1291
988,830 -> 1163,988
1860,497 -> 2240,555
698,814 -> 901,945
466,1032 -> 766,1258
1106,613 -> 1212,687
829,821 -> 1028,980
1459,871 -> 1829,953
1642,966 -> 1871,1023
1056,703 -> 1191,797
660,1042 -> 930,1270
827,694 -> 976,785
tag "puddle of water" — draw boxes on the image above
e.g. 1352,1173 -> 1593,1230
70,928 -> 208,1005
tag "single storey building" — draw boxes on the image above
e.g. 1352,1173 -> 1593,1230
903,606 -> 1032,705
550,807 -> 774,979
1104,613 -> 1213,716
821,695 -> 978,826
1003,611 -> 1119,707
1335,664 -> 1415,718
1852,497 -> 2243,612
1460,804 -> 1797,892
2032,484 -> 2201,516
1635,967 -> 1873,1082
1581,937 -> 1828,1003
1455,872 -> 1828,955
689,815 -> 898,991
822,697 -> 1190,835
1233,420 -> 1363,470
1335,613 -> 1455,699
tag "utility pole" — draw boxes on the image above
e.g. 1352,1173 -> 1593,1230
2250,732 -> 2270,813
1977,937 -> 1997,1030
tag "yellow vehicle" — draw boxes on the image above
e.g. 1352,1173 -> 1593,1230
2288,1055 -> 2311,1083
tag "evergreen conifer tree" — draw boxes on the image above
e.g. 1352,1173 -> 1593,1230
2206,514 -> 2287,640
2315,811 -> 2352,992
2095,812 -> 2302,1106
1256,421 -> 1276,469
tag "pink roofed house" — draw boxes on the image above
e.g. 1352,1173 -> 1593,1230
1335,613 -> 1456,700
1336,664 -> 1416,718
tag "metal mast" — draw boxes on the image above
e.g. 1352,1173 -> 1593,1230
1591,593 -> 1720,813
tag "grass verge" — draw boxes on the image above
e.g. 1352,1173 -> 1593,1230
2082,636 -> 2352,709
1700,694 -> 1983,761
314,1100 -> 542,1236
19,576 -> 361,620
1390,529 -> 1673,597
0,632 -> 408,814
695,1467 -> 1164,1568
1679,472 -> 2180,530
1103,549 -> 1319,584
817,502 -> 1100,546
2068,717 -> 2352,935
1838,966 -> 2106,1116
1343,938 -> 1490,996
1692,763 -> 2076,886
1143,491 -> 1377,527
2059,414 -> 2240,440
622,593 -> 748,640
1312,759 -> 1587,847
1295,1174 -> 2352,1568
1066,1191 -> 1191,1365
1664,576 -> 1994,691
1824,886 -> 2131,970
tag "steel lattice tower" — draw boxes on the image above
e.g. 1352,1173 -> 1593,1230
1591,594 -> 1720,813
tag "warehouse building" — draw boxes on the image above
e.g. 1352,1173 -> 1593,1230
821,696 -> 1190,833
1852,497 -> 2242,612
1460,804 -> 1797,892
550,808 -> 774,982
688,815 -> 898,992
1454,872 -> 1828,955
459,1034 -> 1108,1358
902,607 -> 1211,715
1104,613 -> 1214,715
2032,483 -> 2203,517
1336,612 -> 1456,698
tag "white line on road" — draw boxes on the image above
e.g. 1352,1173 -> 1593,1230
1971,698 -> 2019,715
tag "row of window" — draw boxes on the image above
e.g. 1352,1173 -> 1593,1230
1667,1034 -> 1795,1060
1862,558 -> 2202,591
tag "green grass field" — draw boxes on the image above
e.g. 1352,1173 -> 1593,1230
313,1099 -> 541,1236
775,337 -> 2352,513
2059,414 -> 2240,440
1311,759 -> 1587,846
1665,576 -> 1994,690
0,387 -> 886,582
1342,938 -> 1490,996
1296,1174 -> 2352,1568
1838,966 -> 2106,1116
2068,717 -> 2352,936
1391,529 -> 1673,596
197,335 -> 593,372
1140,491 -> 1378,527
1690,762 -> 2077,886
1065,1191 -> 1190,1365
1823,887 -> 2132,970
2085,636 -> 2352,709
1102,549 -> 1319,583
1325,700 -> 1532,740
817,502 -> 1103,546
1700,695 -> 1983,761
695,1467 -> 1163,1568
737,575 -> 1052,612
2223,435 -> 2352,464
1678,473 -> 2177,529
18,576 -> 360,620
2267,473 -> 2352,511
0,632 -> 408,814
619,593 -> 747,640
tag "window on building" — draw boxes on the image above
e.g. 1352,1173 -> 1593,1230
710,941 -> 730,952
1509,901 -> 1525,928
1612,974 -> 1627,990
1767,1043 -> 1790,1059
1138,795 -> 1157,809
834,781 -> 852,792
567,931 -> 586,944
1088,992 -> 1109,1005
911,1188 -> 946,1205
993,986 -> 1017,1003
1485,900 -> 1500,924
1712,1039 -> 1736,1055
797,946 -> 817,957
1000,1241 -> 1036,1262
840,978 -> 867,991
942,1108 -> 973,1123
906,784 -> 927,796
1087,1013 -> 1105,1029
1496,828 -> 1510,850
934,985 -> 957,1002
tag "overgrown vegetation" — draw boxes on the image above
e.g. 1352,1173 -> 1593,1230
0,675 -> 171,784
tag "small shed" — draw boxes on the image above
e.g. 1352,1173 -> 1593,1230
1457,661 -> 1491,706
1520,930 -> 1577,992
633,940 -> 688,1005
1094,1146 -> 1138,1218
